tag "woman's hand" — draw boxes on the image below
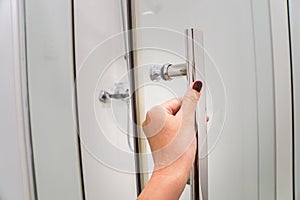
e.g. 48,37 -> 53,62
138,81 -> 203,200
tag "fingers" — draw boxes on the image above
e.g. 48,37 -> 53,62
160,98 -> 182,115
177,81 -> 203,123
142,81 -> 203,137
142,98 -> 181,138
142,105 -> 167,138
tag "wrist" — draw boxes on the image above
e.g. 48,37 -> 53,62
152,165 -> 190,190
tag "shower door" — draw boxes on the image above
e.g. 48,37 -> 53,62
74,0 -> 293,199
131,1 -> 275,199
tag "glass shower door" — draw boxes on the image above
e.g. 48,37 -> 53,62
73,0 -> 291,199
131,0 -> 276,199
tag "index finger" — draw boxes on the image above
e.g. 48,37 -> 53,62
161,98 -> 182,115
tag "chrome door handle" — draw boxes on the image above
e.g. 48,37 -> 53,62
149,28 -> 208,200
186,28 -> 208,200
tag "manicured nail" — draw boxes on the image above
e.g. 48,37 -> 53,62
192,81 -> 203,93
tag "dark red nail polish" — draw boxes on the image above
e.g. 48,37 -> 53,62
192,81 -> 202,93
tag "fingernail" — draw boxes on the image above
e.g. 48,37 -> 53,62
192,81 -> 203,93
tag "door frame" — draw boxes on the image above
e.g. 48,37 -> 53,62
269,0 -> 294,199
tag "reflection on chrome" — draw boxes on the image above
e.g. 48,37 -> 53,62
150,63 -> 187,81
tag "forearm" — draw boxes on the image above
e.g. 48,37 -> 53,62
137,169 -> 189,200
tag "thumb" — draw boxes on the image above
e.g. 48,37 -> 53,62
177,81 -> 203,123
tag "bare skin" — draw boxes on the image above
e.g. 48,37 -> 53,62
138,81 -> 202,200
